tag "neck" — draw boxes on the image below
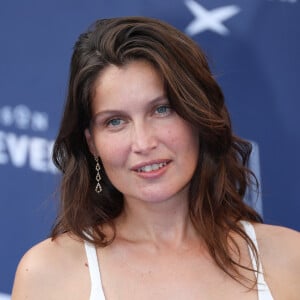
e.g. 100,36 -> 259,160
115,191 -> 198,249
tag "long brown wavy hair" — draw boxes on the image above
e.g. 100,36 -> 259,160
51,16 -> 262,285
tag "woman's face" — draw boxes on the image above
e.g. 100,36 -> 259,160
85,60 -> 199,205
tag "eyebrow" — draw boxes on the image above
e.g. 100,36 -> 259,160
92,95 -> 168,118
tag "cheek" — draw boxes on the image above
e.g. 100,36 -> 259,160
95,136 -> 128,169
165,121 -> 199,153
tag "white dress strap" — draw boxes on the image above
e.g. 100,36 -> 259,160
240,221 -> 274,300
84,241 -> 106,300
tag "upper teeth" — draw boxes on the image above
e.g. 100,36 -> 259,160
137,162 -> 167,173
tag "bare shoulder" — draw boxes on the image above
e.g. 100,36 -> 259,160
11,233 -> 89,300
253,223 -> 300,257
14,233 -> 84,274
253,223 -> 300,299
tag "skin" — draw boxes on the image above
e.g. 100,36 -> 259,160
11,60 -> 300,299
86,60 -> 199,210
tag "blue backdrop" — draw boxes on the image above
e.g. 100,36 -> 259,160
1,0 -> 299,297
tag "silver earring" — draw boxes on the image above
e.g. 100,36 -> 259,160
95,156 -> 102,193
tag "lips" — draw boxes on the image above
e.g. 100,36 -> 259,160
131,159 -> 171,173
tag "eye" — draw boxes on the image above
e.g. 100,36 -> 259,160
155,104 -> 172,116
106,117 -> 124,127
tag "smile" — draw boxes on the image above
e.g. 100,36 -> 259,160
137,162 -> 168,173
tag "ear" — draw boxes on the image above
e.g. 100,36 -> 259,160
84,128 -> 97,156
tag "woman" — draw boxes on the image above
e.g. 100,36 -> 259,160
12,17 -> 300,299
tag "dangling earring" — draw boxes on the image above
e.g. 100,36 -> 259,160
94,156 -> 102,193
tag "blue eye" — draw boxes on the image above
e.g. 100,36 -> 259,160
107,118 -> 124,127
156,105 -> 171,115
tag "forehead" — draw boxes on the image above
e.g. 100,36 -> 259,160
91,60 -> 164,111
94,59 -> 162,87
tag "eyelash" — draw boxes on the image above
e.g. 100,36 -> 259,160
155,104 -> 172,116
106,117 -> 124,128
100,104 -> 172,129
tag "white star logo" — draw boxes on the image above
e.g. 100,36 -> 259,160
184,0 -> 241,36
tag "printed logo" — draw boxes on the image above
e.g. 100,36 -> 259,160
0,105 -> 48,131
184,0 -> 240,36
0,104 -> 57,174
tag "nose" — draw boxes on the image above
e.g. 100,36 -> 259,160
131,120 -> 158,154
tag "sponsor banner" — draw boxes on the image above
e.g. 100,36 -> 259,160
1,0 -> 299,294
